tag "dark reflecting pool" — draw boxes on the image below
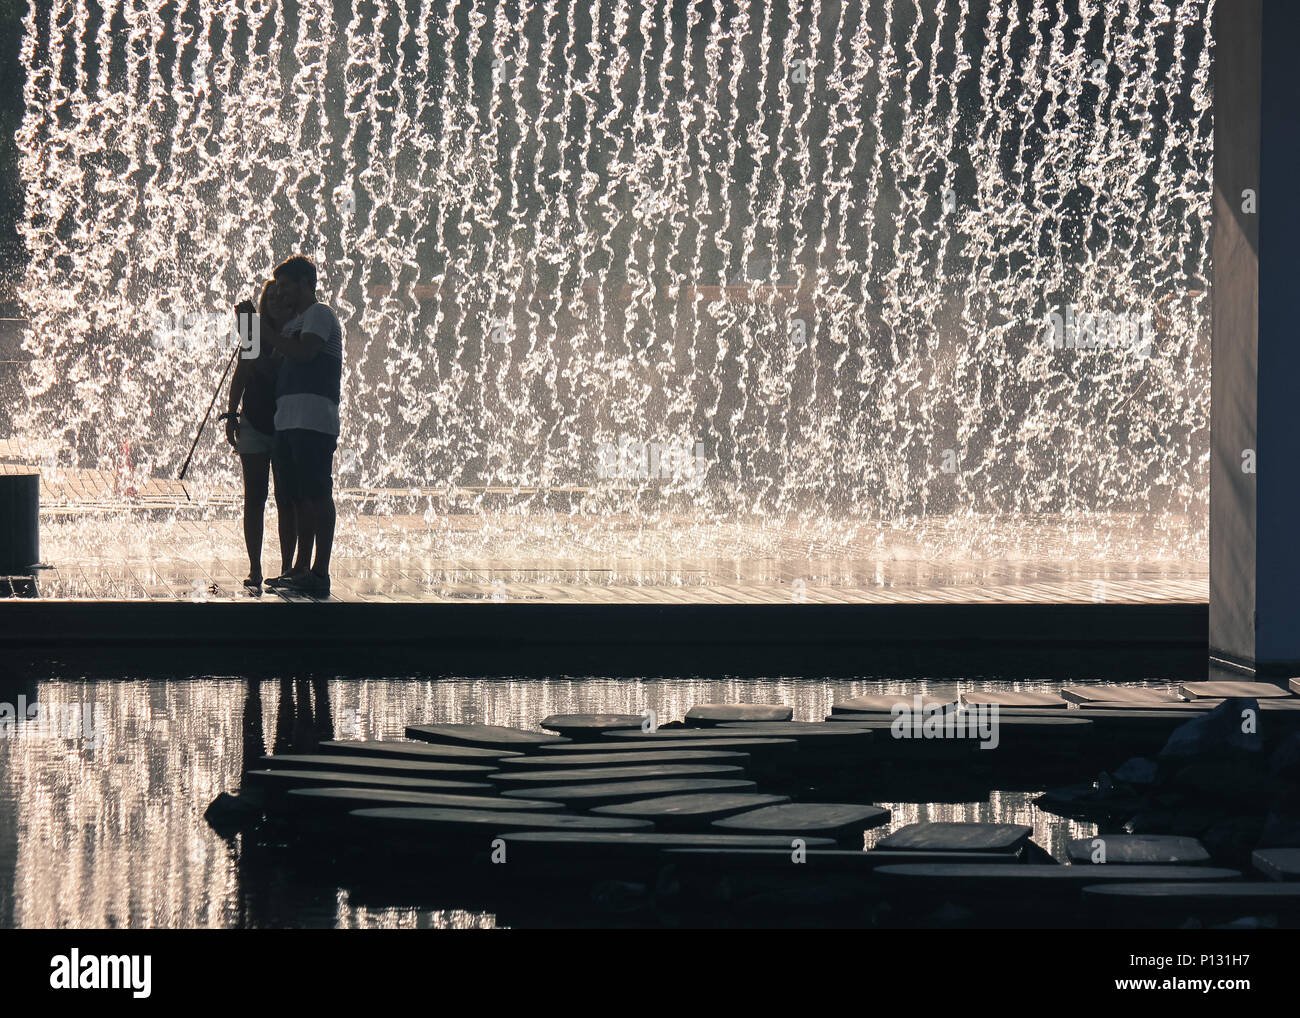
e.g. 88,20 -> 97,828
0,668 -> 1193,928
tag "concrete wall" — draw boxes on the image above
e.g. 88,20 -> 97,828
1209,0 -> 1260,668
1210,0 -> 1300,671
1253,0 -> 1300,667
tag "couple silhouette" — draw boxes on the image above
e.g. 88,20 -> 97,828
225,256 -> 343,598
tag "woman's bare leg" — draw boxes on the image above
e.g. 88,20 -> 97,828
239,453 -> 270,583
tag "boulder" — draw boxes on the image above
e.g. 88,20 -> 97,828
1111,757 -> 1158,785
1269,733 -> 1300,780
1158,698 -> 1264,758
203,791 -> 262,835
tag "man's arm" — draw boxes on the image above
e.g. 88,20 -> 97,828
264,322 -> 324,363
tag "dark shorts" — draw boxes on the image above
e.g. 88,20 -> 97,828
272,428 -> 337,500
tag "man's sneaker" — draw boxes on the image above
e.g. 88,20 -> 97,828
264,572 -> 301,590
284,571 -> 331,598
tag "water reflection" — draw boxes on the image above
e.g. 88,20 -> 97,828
0,672 -> 1179,928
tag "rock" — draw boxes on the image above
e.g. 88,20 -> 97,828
1269,733 -> 1300,780
925,901 -> 978,926
204,791 -> 262,834
1212,916 -> 1276,929
1258,808 -> 1300,849
1112,757 -> 1158,785
1035,782 -> 1143,822
1197,815 -> 1264,863
1129,806 -> 1222,835
1159,698 -> 1264,759
1162,757 -> 1275,809
589,879 -> 649,913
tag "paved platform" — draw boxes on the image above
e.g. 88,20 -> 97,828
4,487 -> 1206,608
0,460 -> 1209,668
22,519 -> 1207,606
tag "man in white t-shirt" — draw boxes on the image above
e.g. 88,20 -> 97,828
262,255 -> 343,598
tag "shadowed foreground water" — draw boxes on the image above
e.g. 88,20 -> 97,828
0,672 -> 1189,928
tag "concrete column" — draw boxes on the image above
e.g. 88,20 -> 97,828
1210,0 -> 1300,672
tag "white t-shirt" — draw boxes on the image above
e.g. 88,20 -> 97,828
301,303 -> 344,360
274,303 -> 344,435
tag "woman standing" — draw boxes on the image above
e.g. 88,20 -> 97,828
224,281 -> 297,591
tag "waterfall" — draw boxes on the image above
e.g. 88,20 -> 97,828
11,0 -> 1213,556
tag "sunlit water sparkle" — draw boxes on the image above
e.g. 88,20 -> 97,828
9,0 -> 1214,565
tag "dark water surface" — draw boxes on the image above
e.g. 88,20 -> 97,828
0,667 -> 1193,928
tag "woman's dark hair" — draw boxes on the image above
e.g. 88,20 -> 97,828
274,254 -> 317,289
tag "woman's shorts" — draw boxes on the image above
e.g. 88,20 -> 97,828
272,428 -> 338,500
236,413 -> 274,456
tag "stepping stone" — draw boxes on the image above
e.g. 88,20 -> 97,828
592,792 -> 791,830
875,822 -> 1032,854
1001,706 -> 1189,720
1033,712 -> 1200,758
883,713 -> 1090,735
405,724 -> 570,749
1086,698 -> 1300,716
540,714 -> 646,741
1081,881 -> 1300,916
877,864 -> 1243,895
685,703 -> 793,726
960,690 -> 1068,709
244,769 -> 494,795
953,715 -> 1093,751
596,733 -> 800,760
861,850 -> 1032,867
604,728 -> 797,742
713,722 -> 874,745
488,763 -> 746,788
492,831 -> 838,862
1060,685 -> 1179,706
667,848 -> 1027,872
711,803 -> 891,846
284,787 -> 565,814
348,807 -> 654,838
1066,835 -> 1210,866
500,777 -> 758,808
1074,702 -> 1212,714
496,749 -> 751,770
319,739 -> 521,762
981,716 -> 1091,729
1252,848 -> 1300,881
1179,680 -> 1290,699
832,690 -> 958,714
539,737 -> 794,755
819,715 -> 979,757
258,754 -> 497,778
